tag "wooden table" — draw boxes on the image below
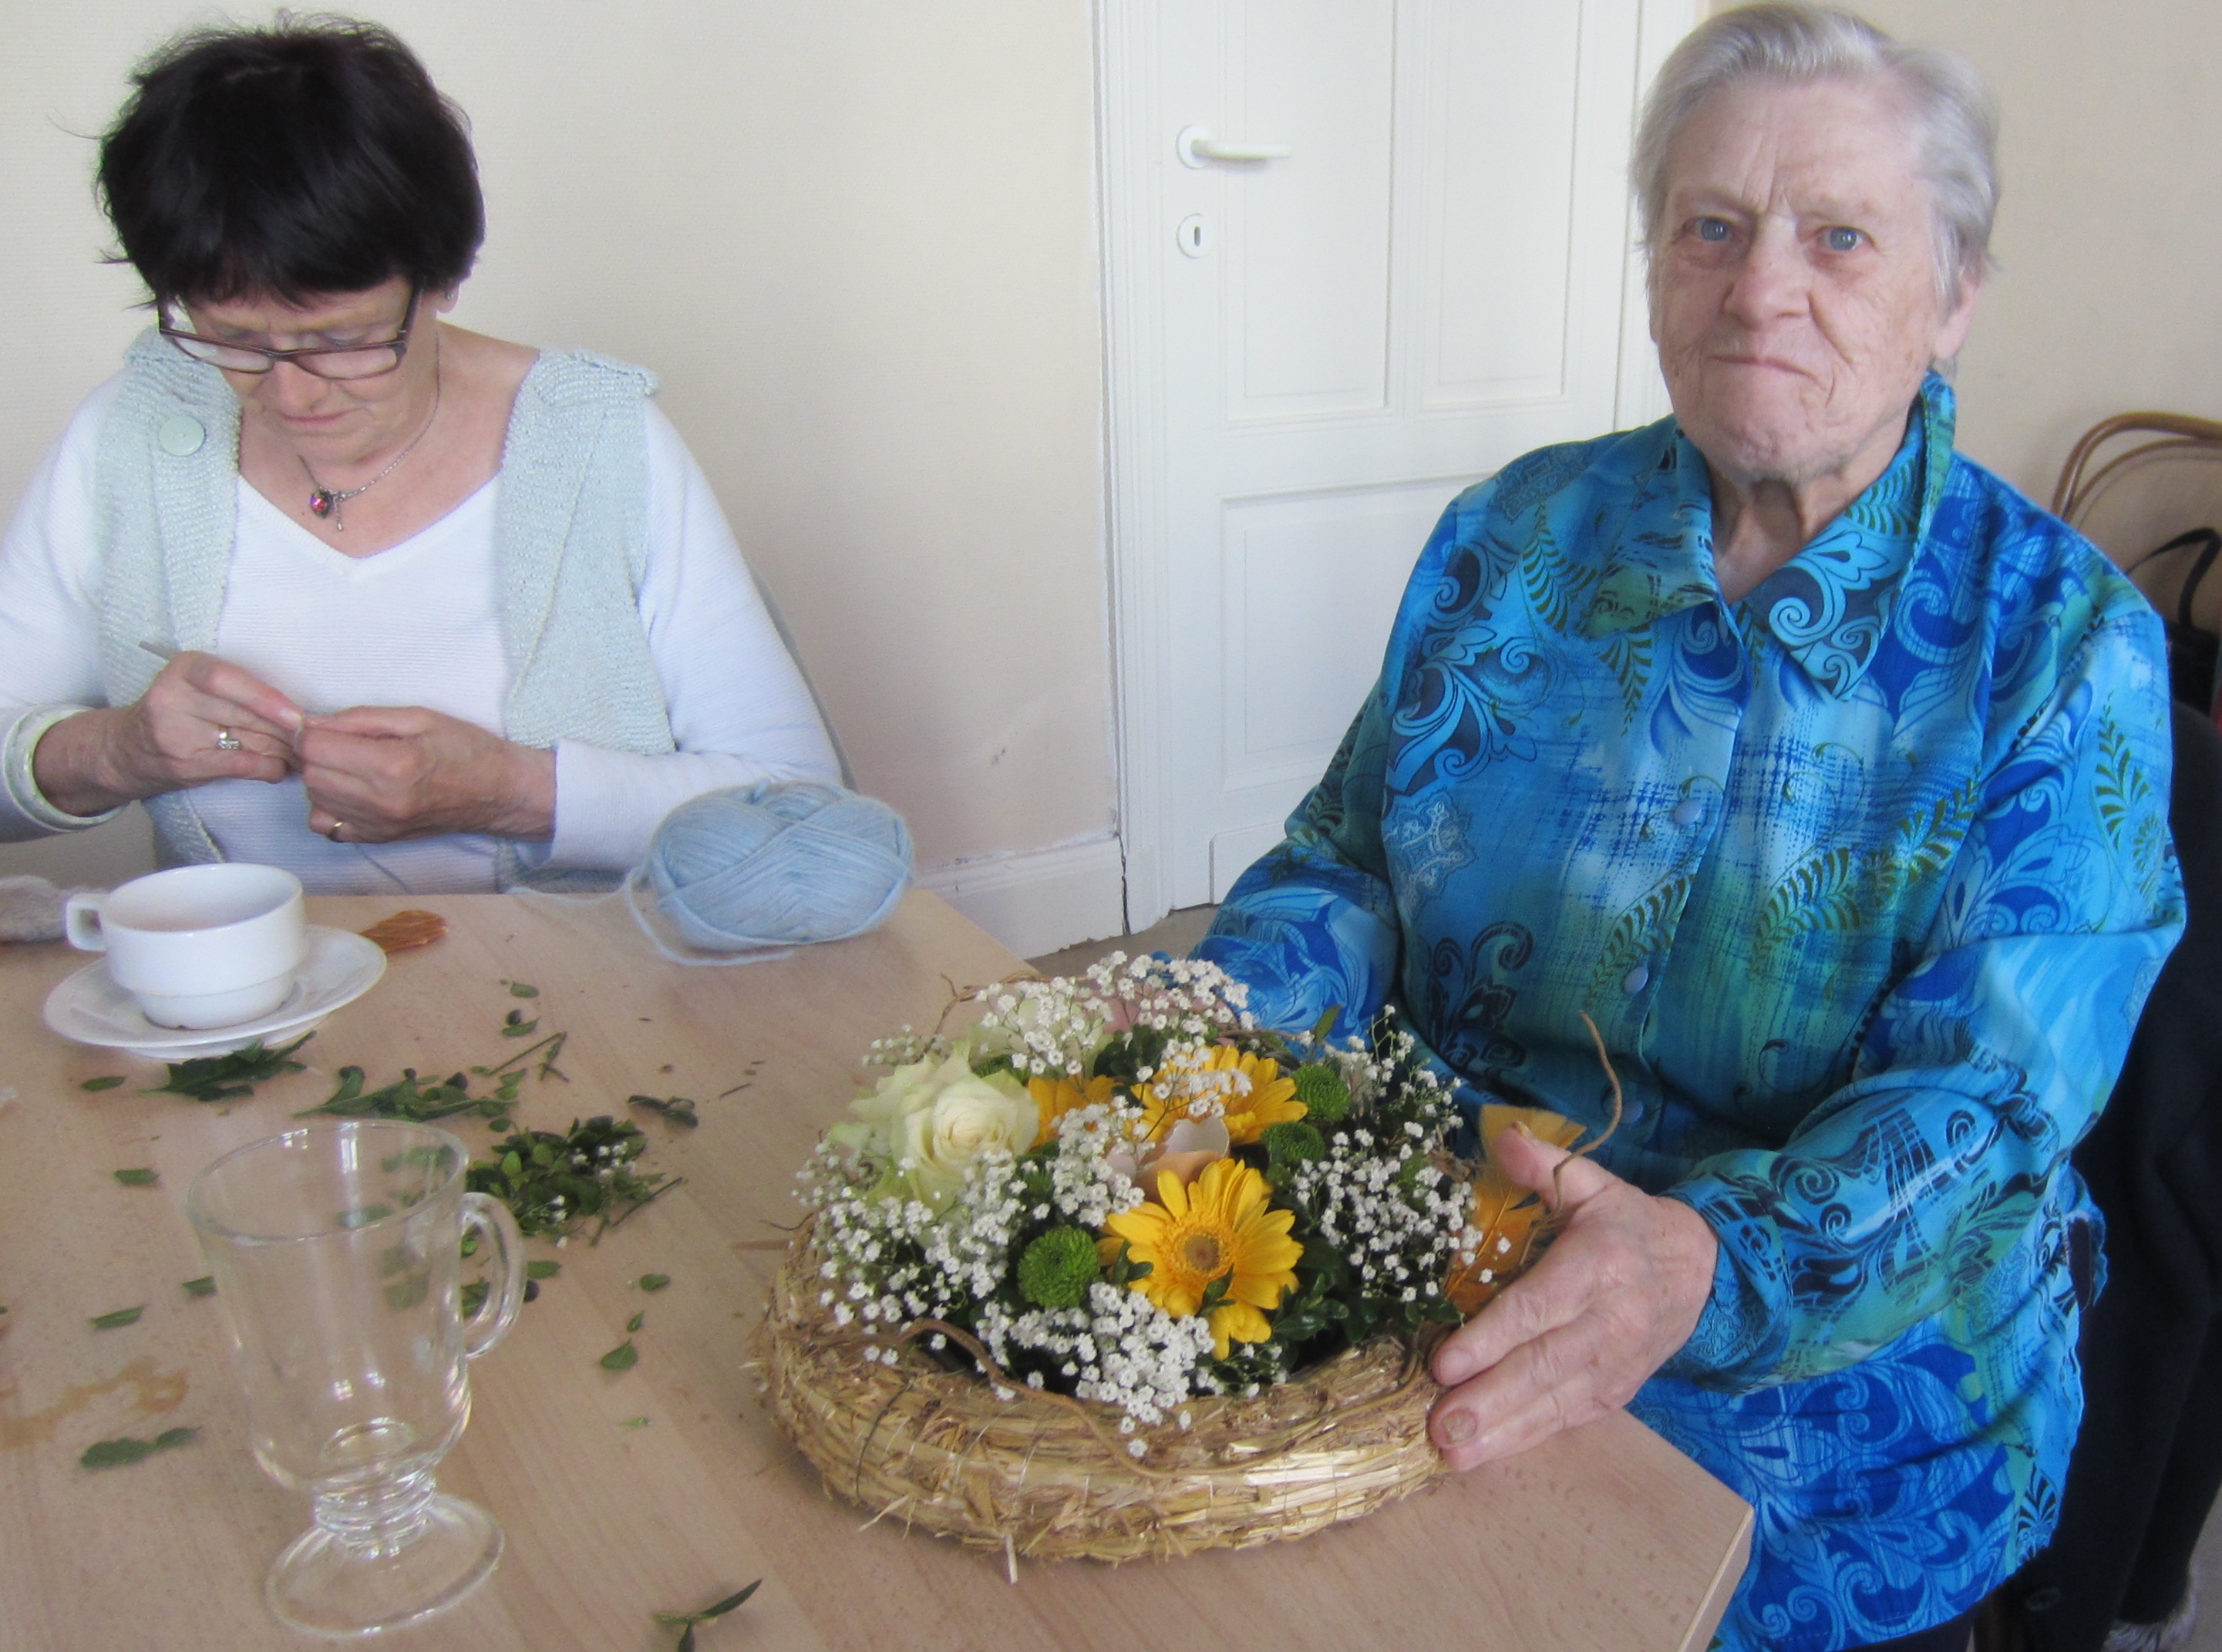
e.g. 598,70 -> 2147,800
0,892 -> 1749,1651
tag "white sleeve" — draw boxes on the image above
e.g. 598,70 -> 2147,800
544,402 -> 842,872
0,377 -> 127,840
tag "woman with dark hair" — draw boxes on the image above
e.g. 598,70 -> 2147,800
0,19 -> 839,892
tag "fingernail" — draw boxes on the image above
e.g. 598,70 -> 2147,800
1438,1410 -> 1476,1445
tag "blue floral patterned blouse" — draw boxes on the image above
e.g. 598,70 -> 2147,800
1197,375 -> 2183,1650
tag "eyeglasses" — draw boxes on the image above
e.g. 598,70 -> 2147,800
160,285 -> 419,380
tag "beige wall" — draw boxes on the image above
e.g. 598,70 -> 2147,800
0,2 -> 1115,917
1729,0 -> 2222,503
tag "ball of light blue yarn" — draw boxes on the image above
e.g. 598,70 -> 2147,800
644,782 -> 913,951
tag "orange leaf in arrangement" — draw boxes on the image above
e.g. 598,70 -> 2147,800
1443,1103 -> 1587,1317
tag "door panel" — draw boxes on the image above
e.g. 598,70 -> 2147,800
1227,0 -> 1397,418
1106,0 -> 1686,917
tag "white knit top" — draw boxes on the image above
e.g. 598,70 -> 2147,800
0,373 -> 841,892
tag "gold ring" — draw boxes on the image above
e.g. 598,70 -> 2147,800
325,821 -> 345,843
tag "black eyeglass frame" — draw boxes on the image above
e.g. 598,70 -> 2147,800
157,284 -> 422,379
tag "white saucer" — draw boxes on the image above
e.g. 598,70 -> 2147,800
44,925 -> 389,1060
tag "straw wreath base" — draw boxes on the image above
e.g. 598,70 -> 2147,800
752,1235 -> 1449,1563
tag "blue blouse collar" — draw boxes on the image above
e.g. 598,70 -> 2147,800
1581,372 -> 1958,697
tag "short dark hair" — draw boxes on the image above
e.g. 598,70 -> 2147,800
96,16 -> 484,305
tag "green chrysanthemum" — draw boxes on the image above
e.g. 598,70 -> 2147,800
1018,1226 -> 1102,1310
1291,1064 -> 1350,1125
1263,1119 -> 1326,1169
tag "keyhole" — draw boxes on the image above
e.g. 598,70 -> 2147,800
1177,214 -> 1211,258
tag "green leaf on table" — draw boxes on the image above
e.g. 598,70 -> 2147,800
628,1095 -> 699,1128
80,1426 -> 197,1469
79,1075 -> 126,1092
618,1416 -> 650,1428
626,1310 -> 645,1333
638,1273 -> 672,1293
147,1032 -> 314,1103
298,1066 -> 507,1125
526,1260 -> 561,1280
600,1340 -> 638,1371
112,1168 -> 159,1186
181,1277 -> 216,1297
653,1581 -> 762,1649
501,1008 -> 540,1038
507,981 -> 540,998
89,1307 -> 144,1330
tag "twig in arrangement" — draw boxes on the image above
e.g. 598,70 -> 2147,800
80,1427 -> 197,1469
147,1032 -> 314,1103
1546,1012 -> 1625,1213
652,1582 -> 761,1651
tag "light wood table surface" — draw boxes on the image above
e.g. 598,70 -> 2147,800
0,891 -> 1749,1651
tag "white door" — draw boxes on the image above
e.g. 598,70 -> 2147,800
1102,0 -> 1695,920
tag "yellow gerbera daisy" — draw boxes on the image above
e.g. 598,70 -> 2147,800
1136,1046 -> 1305,1146
1099,1158 -> 1302,1359
1027,1072 -> 1121,1146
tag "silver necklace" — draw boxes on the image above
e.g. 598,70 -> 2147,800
299,372 -> 442,532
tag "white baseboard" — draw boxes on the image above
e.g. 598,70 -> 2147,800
918,833 -> 1126,960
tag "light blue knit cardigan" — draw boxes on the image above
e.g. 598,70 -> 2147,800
89,331 -> 676,890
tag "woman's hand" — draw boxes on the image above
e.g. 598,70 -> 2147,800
1428,1124 -> 1717,1469
298,705 -> 554,843
32,652 -> 305,817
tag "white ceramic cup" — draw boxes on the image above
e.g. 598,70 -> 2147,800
65,864 -> 307,1029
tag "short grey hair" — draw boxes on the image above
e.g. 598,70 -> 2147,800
1632,3 -> 1999,307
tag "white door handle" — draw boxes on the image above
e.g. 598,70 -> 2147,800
1177,125 -> 1292,167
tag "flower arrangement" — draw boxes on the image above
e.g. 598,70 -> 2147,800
761,952 -> 1589,1557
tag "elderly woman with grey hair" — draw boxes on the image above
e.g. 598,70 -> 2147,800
1197,5 -> 2180,1649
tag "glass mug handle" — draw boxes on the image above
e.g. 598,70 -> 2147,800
63,891 -> 108,952
459,1191 -> 527,1359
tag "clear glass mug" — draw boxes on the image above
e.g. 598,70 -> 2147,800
187,1121 -> 525,1638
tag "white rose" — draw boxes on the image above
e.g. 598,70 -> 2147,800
898,1071 -> 1037,1210
826,1041 -> 1033,1210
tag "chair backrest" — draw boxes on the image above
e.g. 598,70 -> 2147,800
2054,413 -> 2222,634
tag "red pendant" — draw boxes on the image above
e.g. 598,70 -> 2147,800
308,489 -> 335,518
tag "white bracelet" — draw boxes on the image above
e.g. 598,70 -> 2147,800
2,705 -> 126,831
